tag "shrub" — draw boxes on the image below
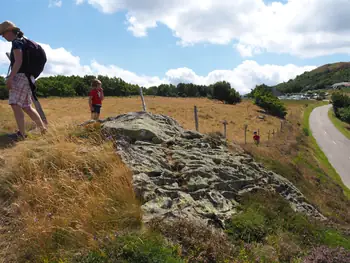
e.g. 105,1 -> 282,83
303,127 -> 310,136
226,88 -> 242,104
226,207 -> 269,243
331,91 -> 350,111
148,218 -> 235,263
76,232 -> 184,263
254,93 -> 287,118
209,81 -> 242,104
338,106 -> 350,123
225,191 -> 323,246
302,246 -> 350,263
0,85 -> 8,100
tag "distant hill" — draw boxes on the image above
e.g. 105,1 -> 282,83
273,62 -> 350,94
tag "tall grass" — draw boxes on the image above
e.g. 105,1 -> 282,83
0,123 -> 142,262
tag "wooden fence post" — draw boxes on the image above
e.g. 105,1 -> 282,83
139,87 -> 147,112
272,129 -> 275,137
194,106 -> 199,132
280,120 -> 283,132
244,124 -> 248,144
222,120 -> 228,138
258,129 -> 260,136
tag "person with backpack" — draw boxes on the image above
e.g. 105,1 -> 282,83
0,21 -> 47,140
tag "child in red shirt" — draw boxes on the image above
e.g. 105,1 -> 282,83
253,131 -> 260,146
88,79 -> 104,120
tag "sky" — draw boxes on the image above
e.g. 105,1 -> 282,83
1,0 -> 350,94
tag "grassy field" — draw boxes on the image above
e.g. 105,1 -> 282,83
0,97 -> 301,144
328,107 -> 350,139
0,97 -> 350,262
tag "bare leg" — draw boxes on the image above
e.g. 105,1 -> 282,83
23,106 -> 47,133
11,104 -> 26,136
96,113 -> 100,120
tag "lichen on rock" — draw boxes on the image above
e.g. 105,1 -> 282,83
98,111 -> 325,228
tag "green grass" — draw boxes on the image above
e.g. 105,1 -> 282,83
328,108 -> 350,139
225,191 -> 350,262
303,101 -> 350,198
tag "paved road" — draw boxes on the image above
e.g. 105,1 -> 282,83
310,104 -> 350,189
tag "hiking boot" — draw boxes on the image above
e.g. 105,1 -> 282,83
8,131 -> 27,141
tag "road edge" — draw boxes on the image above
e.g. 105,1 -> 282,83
327,107 -> 350,140
306,103 -> 350,198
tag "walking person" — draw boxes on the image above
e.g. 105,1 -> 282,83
253,131 -> 260,146
0,21 -> 47,140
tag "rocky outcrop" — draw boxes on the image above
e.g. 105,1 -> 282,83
99,112 -> 325,228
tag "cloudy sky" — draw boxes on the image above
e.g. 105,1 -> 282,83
1,0 -> 349,94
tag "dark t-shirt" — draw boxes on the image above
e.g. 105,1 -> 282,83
10,38 -> 24,68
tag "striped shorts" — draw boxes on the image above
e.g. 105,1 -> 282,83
8,73 -> 33,108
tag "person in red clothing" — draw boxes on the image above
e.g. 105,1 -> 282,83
88,79 -> 104,120
253,131 -> 260,146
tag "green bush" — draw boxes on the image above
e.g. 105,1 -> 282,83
255,94 -> 287,118
303,127 -> 310,136
338,106 -> 350,123
0,85 -> 8,100
209,81 -> 242,104
76,232 -> 184,263
331,91 -> 350,111
226,88 -> 242,104
225,207 -> 269,242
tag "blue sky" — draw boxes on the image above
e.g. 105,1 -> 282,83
0,0 -> 349,93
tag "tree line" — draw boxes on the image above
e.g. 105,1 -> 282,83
0,75 -> 241,104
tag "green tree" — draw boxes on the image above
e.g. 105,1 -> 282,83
210,81 -> 231,102
72,79 -> 89,96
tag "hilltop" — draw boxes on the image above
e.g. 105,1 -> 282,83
272,62 -> 350,94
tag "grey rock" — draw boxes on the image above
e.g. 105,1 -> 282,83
99,112 -> 326,229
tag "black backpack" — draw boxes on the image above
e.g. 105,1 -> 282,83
21,37 -> 47,79
9,37 -> 47,100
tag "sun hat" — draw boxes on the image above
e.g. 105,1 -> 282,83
0,21 -> 20,35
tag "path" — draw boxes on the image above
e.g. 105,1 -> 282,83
309,104 -> 350,189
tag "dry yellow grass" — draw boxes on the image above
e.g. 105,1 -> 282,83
0,124 -> 142,262
0,96 -> 300,144
0,97 -> 312,262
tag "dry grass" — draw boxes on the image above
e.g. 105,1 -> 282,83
0,123 -> 142,262
0,97 -> 295,144
0,97 -> 348,261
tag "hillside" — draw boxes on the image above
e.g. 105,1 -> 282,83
273,62 -> 350,94
0,98 -> 350,262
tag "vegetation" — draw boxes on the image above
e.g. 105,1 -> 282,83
1,97 -> 350,262
249,84 -> 287,118
272,62 -> 350,93
331,91 -> 350,122
0,76 -> 241,105
328,108 -> 350,139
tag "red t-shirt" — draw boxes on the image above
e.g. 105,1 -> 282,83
253,135 -> 260,141
89,88 -> 103,105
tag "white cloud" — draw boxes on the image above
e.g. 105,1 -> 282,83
0,40 -> 316,94
74,0 -> 350,58
49,0 -> 62,8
